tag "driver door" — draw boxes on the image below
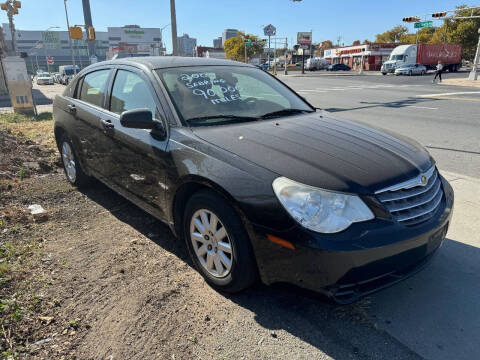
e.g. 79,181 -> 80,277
99,67 -> 170,217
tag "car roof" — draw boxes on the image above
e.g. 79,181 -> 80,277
91,56 -> 253,70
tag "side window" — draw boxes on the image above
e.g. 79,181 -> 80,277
110,70 -> 158,117
79,69 -> 110,108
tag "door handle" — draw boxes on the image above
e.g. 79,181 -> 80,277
67,104 -> 76,114
101,118 -> 115,130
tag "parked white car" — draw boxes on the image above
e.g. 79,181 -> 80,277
394,63 -> 427,76
36,73 -> 54,85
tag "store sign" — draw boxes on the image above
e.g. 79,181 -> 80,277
297,32 -> 312,46
42,31 -> 60,50
124,29 -> 144,35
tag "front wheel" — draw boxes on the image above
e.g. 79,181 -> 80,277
183,190 -> 258,293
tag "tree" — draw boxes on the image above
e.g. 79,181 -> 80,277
373,5 -> 480,60
352,40 -> 361,46
445,5 -> 480,60
317,40 -> 334,56
375,25 -> 408,43
224,32 -> 265,62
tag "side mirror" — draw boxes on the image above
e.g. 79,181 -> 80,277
120,108 -> 155,129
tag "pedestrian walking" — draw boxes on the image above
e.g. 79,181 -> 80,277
432,61 -> 444,83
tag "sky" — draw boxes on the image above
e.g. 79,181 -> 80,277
3,0 -> 478,51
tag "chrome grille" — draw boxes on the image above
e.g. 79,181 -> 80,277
375,167 -> 444,226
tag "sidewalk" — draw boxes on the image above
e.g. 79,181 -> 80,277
439,77 -> 480,88
369,168 -> 480,360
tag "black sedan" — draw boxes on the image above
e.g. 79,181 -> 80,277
327,63 -> 351,71
53,57 -> 453,303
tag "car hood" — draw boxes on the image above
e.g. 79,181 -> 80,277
191,113 -> 433,194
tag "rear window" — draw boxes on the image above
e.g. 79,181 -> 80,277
79,70 -> 110,108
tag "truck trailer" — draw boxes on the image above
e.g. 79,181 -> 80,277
381,44 -> 462,74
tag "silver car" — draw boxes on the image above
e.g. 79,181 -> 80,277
394,63 -> 427,76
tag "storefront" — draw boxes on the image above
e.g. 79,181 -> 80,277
324,43 -> 398,71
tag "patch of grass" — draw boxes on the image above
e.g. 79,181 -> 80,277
1,112 -> 56,150
0,112 -> 52,124
17,164 -> 26,181
60,259 -> 67,265
69,318 -> 80,330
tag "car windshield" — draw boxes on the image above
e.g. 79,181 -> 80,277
390,55 -> 404,61
157,66 -> 313,126
38,73 -> 50,78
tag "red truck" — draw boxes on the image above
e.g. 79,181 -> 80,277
417,43 -> 463,71
381,43 -> 463,74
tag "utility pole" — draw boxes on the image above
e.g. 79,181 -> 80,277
284,37 -> 288,75
81,0 -> 95,62
64,0 -> 77,74
469,27 -> 480,81
170,0 -> 178,56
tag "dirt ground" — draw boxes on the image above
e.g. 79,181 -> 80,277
0,118 -> 423,360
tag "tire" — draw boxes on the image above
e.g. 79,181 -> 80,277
382,72 -> 387,75
183,189 -> 258,293
59,133 -> 91,187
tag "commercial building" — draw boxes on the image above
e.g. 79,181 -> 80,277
1,24 -> 162,72
323,43 -> 398,71
222,29 -> 238,45
105,25 -> 163,59
177,34 -> 197,57
213,37 -> 222,48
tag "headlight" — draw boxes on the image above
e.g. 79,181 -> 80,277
272,177 -> 374,234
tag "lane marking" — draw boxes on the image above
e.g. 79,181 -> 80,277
407,105 -> 438,110
417,91 -> 480,98
430,96 -> 480,102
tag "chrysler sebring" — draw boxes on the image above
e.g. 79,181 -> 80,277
53,57 -> 453,303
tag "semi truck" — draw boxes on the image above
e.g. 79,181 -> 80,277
381,44 -> 462,75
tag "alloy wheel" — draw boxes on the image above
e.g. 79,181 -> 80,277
61,141 -> 76,183
190,209 -> 233,278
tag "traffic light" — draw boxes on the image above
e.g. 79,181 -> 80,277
87,26 -> 95,41
0,3 -> 7,10
69,26 -> 83,39
402,16 -> 420,22
13,1 -> 21,8
432,11 -> 447,18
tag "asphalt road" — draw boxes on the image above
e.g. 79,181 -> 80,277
279,71 -> 480,178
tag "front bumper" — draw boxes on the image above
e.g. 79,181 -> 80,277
248,176 -> 454,303
382,67 -> 396,73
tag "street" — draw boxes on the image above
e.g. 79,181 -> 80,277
280,71 -> 480,178
280,71 -> 480,360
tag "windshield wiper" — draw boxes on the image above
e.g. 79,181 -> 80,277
185,114 -> 260,125
260,108 -> 314,119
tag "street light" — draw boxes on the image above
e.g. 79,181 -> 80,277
159,23 -> 170,55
